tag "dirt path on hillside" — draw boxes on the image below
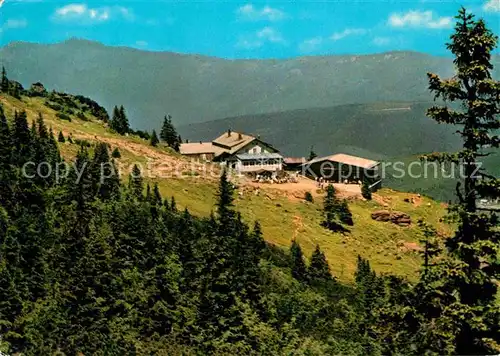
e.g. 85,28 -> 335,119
61,129 -> 221,180
292,215 -> 304,240
245,176 -> 362,201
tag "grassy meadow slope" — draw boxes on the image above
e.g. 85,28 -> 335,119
3,39 -> 498,129
0,93 -> 454,281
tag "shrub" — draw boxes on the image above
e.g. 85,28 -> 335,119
76,112 -> 89,121
112,147 -> 121,158
45,101 -> 62,111
56,112 -> 72,122
74,139 -> 91,147
58,131 -> 65,143
361,181 -> 372,200
305,192 -> 314,203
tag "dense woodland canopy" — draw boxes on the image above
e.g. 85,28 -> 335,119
0,8 -> 499,355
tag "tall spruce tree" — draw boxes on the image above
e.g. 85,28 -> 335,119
216,169 -> 235,234
12,110 -> 32,166
91,142 -> 120,200
110,105 -> 130,135
150,129 -> 159,147
160,114 -> 180,151
308,146 -> 317,161
309,245 -> 332,282
128,164 -> 144,199
361,180 -> 372,200
1,66 -> 8,93
322,185 -> 346,232
290,239 -> 308,282
118,105 -> 129,134
338,200 -> 354,226
58,131 -> 65,143
418,8 -> 500,354
0,105 -> 11,168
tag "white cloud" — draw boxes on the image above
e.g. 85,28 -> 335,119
236,27 -> 285,49
3,18 -> 28,29
53,3 -> 133,23
299,37 -> 323,53
135,40 -> 148,47
256,26 -> 284,43
484,0 -> 500,12
330,28 -> 367,41
236,4 -> 285,21
372,37 -> 391,46
236,38 -> 263,49
0,18 -> 28,33
388,10 -> 452,29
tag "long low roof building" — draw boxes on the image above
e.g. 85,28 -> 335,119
307,153 -> 379,170
303,153 -> 381,189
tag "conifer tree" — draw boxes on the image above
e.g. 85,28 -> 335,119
47,128 -> 61,164
216,169 -> 236,237
150,129 -> 159,147
160,114 -> 181,151
361,180 -> 372,200
322,185 -> 344,232
58,131 -> 65,143
128,164 -> 143,199
1,67 -> 9,93
118,105 -> 129,134
338,200 -> 354,226
92,142 -> 120,200
111,147 -> 121,158
110,106 -> 120,133
152,183 -> 162,206
418,8 -> 500,354
234,220 -> 265,302
12,110 -> 32,166
290,239 -> 308,282
309,245 -> 332,282
0,105 -> 11,167
66,145 -> 94,210
0,106 -> 12,207
308,146 -> 317,161
170,196 -> 177,212
10,83 -> 21,99
110,105 -> 130,135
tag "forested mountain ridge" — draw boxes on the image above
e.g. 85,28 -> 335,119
2,38 -> 499,129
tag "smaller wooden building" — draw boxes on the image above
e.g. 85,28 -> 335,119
284,157 -> 307,171
303,153 -> 381,190
179,142 -> 218,162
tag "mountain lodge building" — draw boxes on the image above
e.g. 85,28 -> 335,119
180,130 -> 284,174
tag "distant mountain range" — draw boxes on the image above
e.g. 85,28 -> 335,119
3,38 -> 499,130
178,102 -> 461,159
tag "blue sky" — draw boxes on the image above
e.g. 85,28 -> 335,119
0,0 -> 498,59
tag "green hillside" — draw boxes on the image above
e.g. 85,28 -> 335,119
2,39 -> 499,129
0,90 -> 454,281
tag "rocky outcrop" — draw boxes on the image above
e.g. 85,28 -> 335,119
371,210 -> 411,227
29,82 -> 47,97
